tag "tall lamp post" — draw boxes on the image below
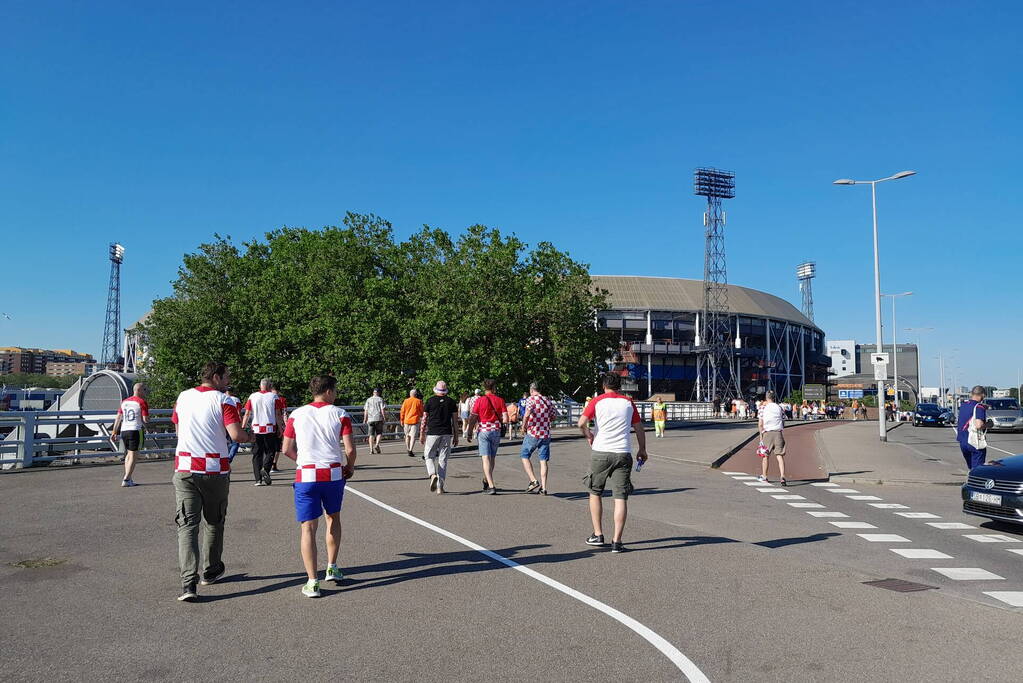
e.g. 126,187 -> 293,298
882,292 -> 912,405
834,170 -> 916,442
905,326 -> 934,401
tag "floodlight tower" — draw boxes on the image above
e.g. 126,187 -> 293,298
694,168 -> 738,402
797,261 -> 816,322
100,243 -> 125,366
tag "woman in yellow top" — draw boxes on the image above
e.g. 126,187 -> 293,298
400,389 -> 424,457
652,400 -> 667,438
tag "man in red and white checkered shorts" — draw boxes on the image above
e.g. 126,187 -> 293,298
171,361 -> 252,602
519,381 -> 559,495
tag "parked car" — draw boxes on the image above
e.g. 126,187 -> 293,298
962,455 -> 1023,525
913,403 -> 952,427
984,397 -> 1023,432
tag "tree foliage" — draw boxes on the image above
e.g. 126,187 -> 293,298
141,213 -> 613,406
0,373 -> 80,389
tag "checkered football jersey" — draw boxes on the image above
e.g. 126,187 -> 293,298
472,393 -> 506,432
283,402 -> 353,482
171,386 -> 242,474
118,396 -> 149,431
524,394 -> 557,438
245,391 -> 287,433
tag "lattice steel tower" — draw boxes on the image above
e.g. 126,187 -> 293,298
694,168 -> 738,402
797,261 -> 816,322
100,243 -> 125,365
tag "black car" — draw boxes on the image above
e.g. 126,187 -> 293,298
962,455 -> 1023,525
913,403 -> 951,427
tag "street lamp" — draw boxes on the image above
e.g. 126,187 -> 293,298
833,170 -> 916,442
881,292 -> 912,405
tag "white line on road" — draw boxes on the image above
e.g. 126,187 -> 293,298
771,495 -> 806,500
869,503 -> 909,509
1008,549 -> 1023,556
926,522 -> 975,530
987,445 -> 1017,457
857,534 -> 912,542
891,549 -> 952,559
806,512 -> 849,518
731,476 -> 758,480
811,482 -> 840,487
830,522 -> 877,529
931,567 -> 1004,581
721,471 -> 746,475
788,502 -> 826,508
963,534 -> 1020,543
345,486 -> 711,683
846,495 -> 883,501
983,591 -> 1023,606
826,489 -> 860,493
755,487 -> 780,492
896,512 -> 940,519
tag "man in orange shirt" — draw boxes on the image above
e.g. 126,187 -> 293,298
400,389 -> 424,458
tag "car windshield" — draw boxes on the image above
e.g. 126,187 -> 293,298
916,404 -> 940,414
987,399 -> 1020,410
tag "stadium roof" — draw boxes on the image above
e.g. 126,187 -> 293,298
591,275 -> 820,330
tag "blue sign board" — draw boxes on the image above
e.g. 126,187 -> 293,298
838,389 -> 864,399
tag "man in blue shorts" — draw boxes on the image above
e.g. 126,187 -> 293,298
281,375 -> 357,598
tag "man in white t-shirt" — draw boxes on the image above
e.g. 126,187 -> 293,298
171,362 -> 252,602
758,390 -> 787,485
281,375 -> 357,598
111,383 -> 149,487
578,373 -> 647,553
243,378 -> 286,486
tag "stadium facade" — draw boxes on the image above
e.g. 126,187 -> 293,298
594,275 -> 828,401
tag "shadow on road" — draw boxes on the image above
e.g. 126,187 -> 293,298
754,532 -> 840,549
552,487 -> 694,501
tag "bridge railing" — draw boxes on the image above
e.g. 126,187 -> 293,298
0,400 -> 713,469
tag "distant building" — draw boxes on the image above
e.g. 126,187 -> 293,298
0,387 -> 66,411
826,340 -> 920,403
0,347 -> 95,376
45,361 -> 90,377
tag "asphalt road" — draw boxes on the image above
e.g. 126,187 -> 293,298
2,424 -> 1021,682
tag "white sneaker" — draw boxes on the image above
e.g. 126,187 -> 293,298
436,480 -> 445,494
302,580 -> 321,598
757,475 -> 768,483
326,566 -> 344,584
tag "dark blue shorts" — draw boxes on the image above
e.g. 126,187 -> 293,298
293,480 -> 346,523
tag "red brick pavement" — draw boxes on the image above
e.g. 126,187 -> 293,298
720,421 -> 842,481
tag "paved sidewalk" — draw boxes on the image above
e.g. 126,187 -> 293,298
815,421 -> 967,486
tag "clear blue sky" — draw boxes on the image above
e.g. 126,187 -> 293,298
4,1 -> 1021,390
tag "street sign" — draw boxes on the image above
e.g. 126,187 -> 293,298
874,363 -> 888,381
870,352 -> 890,365
804,384 -> 826,401
838,389 -> 865,399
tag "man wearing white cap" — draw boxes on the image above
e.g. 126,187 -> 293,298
420,381 -> 459,494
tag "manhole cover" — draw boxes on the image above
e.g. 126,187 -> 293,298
10,557 -> 67,569
863,578 -> 937,593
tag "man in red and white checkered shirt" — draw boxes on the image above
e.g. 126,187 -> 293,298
243,378 -> 287,486
519,381 -> 559,495
171,361 -> 252,602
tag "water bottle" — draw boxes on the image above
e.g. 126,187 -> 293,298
635,458 -> 645,473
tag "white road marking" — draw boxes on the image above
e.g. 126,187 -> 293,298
807,511 -> 849,518
927,522 -> 975,530
731,476 -> 758,480
721,471 -> 746,475
891,549 -> 952,559
743,481 -> 768,486
846,495 -> 883,501
857,534 -> 911,542
1008,549 -> 1023,556
896,513 -> 940,519
983,591 -> 1023,607
830,522 -> 877,529
869,503 -> 909,509
788,502 -> 826,508
771,495 -> 806,500
931,567 -> 1004,581
826,488 -> 860,493
755,487 -> 780,492
811,482 -> 840,487
987,445 -> 1017,457
963,534 -> 1020,543
345,486 -> 711,682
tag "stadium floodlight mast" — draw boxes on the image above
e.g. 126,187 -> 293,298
101,243 -> 126,365
796,261 -> 816,322
833,170 -> 916,442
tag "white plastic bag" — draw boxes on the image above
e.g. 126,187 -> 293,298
967,404 -> 987,450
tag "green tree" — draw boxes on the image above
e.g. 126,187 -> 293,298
141,214 -> 613,407
0,373 -> 81,389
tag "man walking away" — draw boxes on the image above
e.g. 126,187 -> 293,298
578,373 -> 647,553
466,378 -> 507,494
223,388 -> 241,462
172,362 -> 251,601
464,389 -> 481,442
957,385 -> 989,470
281,375 -> 357,598
243,379 -> 286,486
507,397 -> 521,438
652,399 -> 667,438
758,391 -> 787,486
364,388 -> 386,454
111,382 -> 149,486
420,381 -> 459,494
520,382 -> 557,494
400,389 -> 424,457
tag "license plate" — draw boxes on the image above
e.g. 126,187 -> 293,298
972,492 -> 1002,506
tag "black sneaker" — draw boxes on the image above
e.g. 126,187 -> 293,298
177,587 -> 198,602
611,542 -> 627,553
254,481 -> 267,487
780,478 -> 788,487
586,534 -> 606,546
407,451 -> 415,458
486,487 -> 497,495
482,479 -> 490,491
540,488 -> 548,496
526,480 -> 540,493
429,475 -> 438,492
262,472 -> 273,486
200,567 -> 226,586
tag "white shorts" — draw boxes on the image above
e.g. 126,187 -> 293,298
403,424 -> 419,439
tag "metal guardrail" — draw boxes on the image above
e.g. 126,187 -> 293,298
0,400 -> 716,469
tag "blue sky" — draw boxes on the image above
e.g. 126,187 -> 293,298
3,1 -> 1021,389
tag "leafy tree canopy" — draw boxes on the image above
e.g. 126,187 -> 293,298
141,213 -> 613,406
0,373 -> 81,389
